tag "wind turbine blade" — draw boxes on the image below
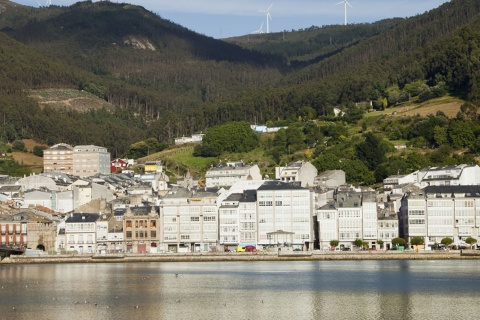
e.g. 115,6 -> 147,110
335,1 -> 344,5
268,12 -> 272,20
346,1 -> 353,8
267,3 -> 273,11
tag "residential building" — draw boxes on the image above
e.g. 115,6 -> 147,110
205,161 -> 262,188
43,143 -> 74,175
123,205 -> 160,253
316,187 -> 380,250
219,190 -> 257,249
399,185 -> 480,248
174,133 -> 205,145
377,209 -> 399,250
275,161 -> 318,188
0,213 -> 28,248
314,170 -> 346,189
416,165 -> 480,187
257,181 -> 313,250
65,213 -> 99,254
73,145 -> 110,178
161,187 -> 222,253
110,158 -> 129,173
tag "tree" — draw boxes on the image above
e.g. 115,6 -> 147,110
377,239 -> 384,249
329,240 -> 339,249
465,237 -> 478,249
391,237 -> 406,247
33,145 -> 48,157
12,140 -> 25,152
355,132 -> 391,171
353,238 -> 363,249
440,237 -> 453,247
410,236 -> 425,250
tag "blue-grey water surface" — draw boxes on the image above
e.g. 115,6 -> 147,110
1,260 -> 479,320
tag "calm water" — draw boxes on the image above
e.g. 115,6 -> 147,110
1,260 -> 480,320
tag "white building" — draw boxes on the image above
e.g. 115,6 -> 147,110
275,161 -> 318,188
205,161 -> 262,188
174,133 -> 205,145
161,187 -> 224,253
65,213 -> 99,254
316,188 -> 380,250
257,181 -> 313,250
416,165 -> 480,188
314,170 -> 346,189
219,190 -> 257,249
399,185 -> 480,248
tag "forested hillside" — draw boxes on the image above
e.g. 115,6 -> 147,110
0,0 -> 480,180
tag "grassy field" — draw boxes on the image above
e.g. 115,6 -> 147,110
364,96 -> 463,119
29,88 -> 112,112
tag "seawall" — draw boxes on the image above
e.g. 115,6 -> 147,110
2,251 -> 479,264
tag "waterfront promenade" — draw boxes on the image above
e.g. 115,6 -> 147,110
2,250 -> 479,264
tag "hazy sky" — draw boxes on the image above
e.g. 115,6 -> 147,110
15,0 -> 451,38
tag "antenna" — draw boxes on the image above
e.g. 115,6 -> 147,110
336,0 -> 353,26
252,21 -> 264,34
259,3 -> 273,33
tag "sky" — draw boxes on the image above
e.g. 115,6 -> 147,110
15,0 -> 451,39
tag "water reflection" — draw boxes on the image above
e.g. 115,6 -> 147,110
1,260 -> 479,320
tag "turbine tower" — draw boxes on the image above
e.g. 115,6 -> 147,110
259,3 -> 273,33
252,22 -> 264,34
336,0 -> 352,26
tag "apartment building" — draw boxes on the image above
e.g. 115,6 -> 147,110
44,144 -> 111,178
123,206 -> 160,253
73,145 -> 110,178
257,181 -> 313,250
43,143 -> 74,175
399,185 -> 480,247
205,161 -> 262,188
161,188 -> 223,252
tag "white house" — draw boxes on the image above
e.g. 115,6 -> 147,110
205,161 -> 262,188
65,213 -> 99,254
275,161 -> 318,188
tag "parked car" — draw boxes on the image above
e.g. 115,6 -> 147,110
245,245 -> 257,252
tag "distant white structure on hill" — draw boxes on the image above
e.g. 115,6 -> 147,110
250,124 -> 287,134
174,134 -> 205,145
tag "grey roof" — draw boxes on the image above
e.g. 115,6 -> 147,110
424,185 -> 480,196
258,180 -> 305,191
239,190 -> 257,202
66,213 -> 99,223
0,185 -> 22,192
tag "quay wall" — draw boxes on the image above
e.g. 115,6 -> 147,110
2,251 -> 480,264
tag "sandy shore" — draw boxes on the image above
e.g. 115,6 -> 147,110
2,250 -> 479,264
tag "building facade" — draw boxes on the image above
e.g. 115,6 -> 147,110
205,161 -> 262,188
400,185 -> 480,248
43,143 -> 74,175
72,145 -> 110,177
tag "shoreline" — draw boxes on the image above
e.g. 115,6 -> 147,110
2,251 -> 480,264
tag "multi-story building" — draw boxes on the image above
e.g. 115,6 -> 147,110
43,143 -> 74,175
257,181 -> 313,250
399,185 -> 480,248
65,213 -> 99,254
0,213 -> 28,248
123,206 -> 160,253
314,170 -> 346,189
275,161 -> 318,188
219,190 -> 257,249
161,187 -> 222,253
73,145 -> 110,178
205,161 -> 262,188
377,209 -> 399,250
316,188 -> 380,250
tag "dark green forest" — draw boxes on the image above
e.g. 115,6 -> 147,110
0,0 -> 480,182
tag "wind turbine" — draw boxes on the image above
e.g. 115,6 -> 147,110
252,21 -> 264,34
259,3 -> 273,33
336,0 -> 352,26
